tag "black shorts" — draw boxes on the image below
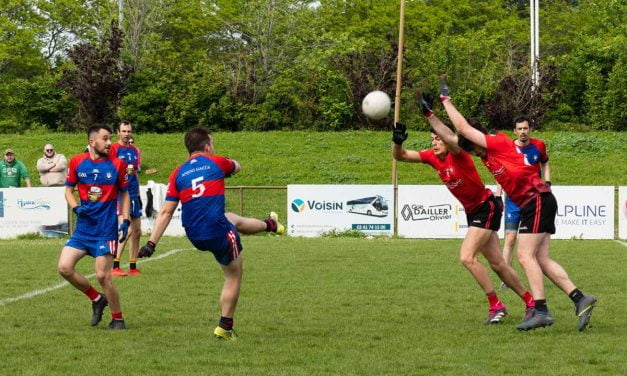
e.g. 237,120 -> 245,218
519,192 -> 557,234
466,195 -> 502,232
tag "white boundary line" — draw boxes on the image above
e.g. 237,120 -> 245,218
614,240 -> 627,247
0,248 -> 191,307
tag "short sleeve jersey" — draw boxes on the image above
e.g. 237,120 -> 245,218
109,143 -> 140,197
0,160 -> 29,188
65,153 -> 129,239
505,138 -> 549,207
165,154 -> 236,240
418,149 -> 493,213
484,132 -> 550,207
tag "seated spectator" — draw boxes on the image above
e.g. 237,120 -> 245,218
37,144 -> 68,187
0,148 -> 32,188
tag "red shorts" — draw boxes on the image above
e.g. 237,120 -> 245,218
518,192 -> 557,234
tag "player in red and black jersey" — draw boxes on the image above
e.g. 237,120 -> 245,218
392,93 -> 534,325
137,128 -> 283,340
58,124 -> 130,329
439,75 -> 596,331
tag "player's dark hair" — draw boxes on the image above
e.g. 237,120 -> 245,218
184,127 -> 212,154
457,118 -> 487,152
513,115 -> 531,128
118,120 -> 132,130
87,124 -> 113,139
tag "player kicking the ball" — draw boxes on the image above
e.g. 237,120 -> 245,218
439,75 -> 597,331
137,128 -> 283,340
392,94 -> 535,325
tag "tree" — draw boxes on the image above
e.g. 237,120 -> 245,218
59,21 -> 132,129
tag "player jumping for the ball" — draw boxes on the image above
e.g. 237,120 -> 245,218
392,94 -> 535,325
438,74 -> 597,331
137,128 -> 284,340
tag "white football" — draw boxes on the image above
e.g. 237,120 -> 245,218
362,91 -> 391,120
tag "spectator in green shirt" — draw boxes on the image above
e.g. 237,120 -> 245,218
0,149 -> 32,188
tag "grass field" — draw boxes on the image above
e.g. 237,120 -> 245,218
1,236 -> 625,375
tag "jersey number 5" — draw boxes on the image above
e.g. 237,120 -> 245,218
191,176 -> 205,198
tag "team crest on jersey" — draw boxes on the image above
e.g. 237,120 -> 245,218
106,172 -> 112,180
88,186 -> 103,202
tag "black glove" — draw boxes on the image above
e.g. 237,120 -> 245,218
439,74 -> 451,101
138,241 -> 156,258
545,181 -> 552,187
392,122 -> 408,145
73,206 -> 87,218
495,196 -> 503,210
419,92 -> 435,117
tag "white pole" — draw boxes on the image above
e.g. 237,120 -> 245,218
118,0 -> 124,29
530,0 -> 536,92
534,0 -> 540,89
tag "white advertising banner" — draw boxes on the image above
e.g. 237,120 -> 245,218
0,187 -> 68,239
287,185 -> 394,237
397,185 -> 502,239
617,186 -> 626,239
552,186 -> 614,239
140,181 -> 186,236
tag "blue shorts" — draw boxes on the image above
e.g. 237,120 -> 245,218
65,236 -> 118,258
117,196 -> 142,219
189,225 -> 243,266
504,196 -> 521,231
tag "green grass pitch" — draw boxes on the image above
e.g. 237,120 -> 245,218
1,236 -> 625,375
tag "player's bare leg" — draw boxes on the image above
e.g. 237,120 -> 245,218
214,255 -> 243,340
225,212 -> 284,235
460,227 -> 507,323
501,230 -> 517,267
58,247 -> 89,291
516,233 -> 554,330
127,218 -> 142,275
95,254 -> 125,329
535,233 -> 576,293
481,232 -> 535,313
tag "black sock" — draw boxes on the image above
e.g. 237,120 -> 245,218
535,299 -> 548,313
219,316 -> 234,330
113,260 -> 120,268
130,262 -> 137,270
263,219 -> 276,232
569,288 -> 584,304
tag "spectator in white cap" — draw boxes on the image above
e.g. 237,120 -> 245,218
37,143 -> 68,187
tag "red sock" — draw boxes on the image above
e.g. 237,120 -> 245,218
85,286 -> 101,301
486,291 -> 503,310
522,291 -> 535,308
112,312 -> 124,320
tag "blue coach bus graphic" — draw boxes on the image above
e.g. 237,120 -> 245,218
346,195 -> 388,217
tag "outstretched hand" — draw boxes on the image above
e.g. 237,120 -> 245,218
439,74 -> 451,101
392,122 -> 408,146
417,90 -> 435,117
138,241 -> 156,258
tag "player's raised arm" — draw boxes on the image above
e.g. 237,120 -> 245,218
418,91 -> 461,154
392,122 -> 422,163
439,75 -> 487,149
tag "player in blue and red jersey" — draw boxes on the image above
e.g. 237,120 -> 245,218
392,93 -> 534,325
58,124 -> 131,330
496,116 -> 551,289
137,127 -> 283,340
439,75 -> 596,331
109,121 -> 143,277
